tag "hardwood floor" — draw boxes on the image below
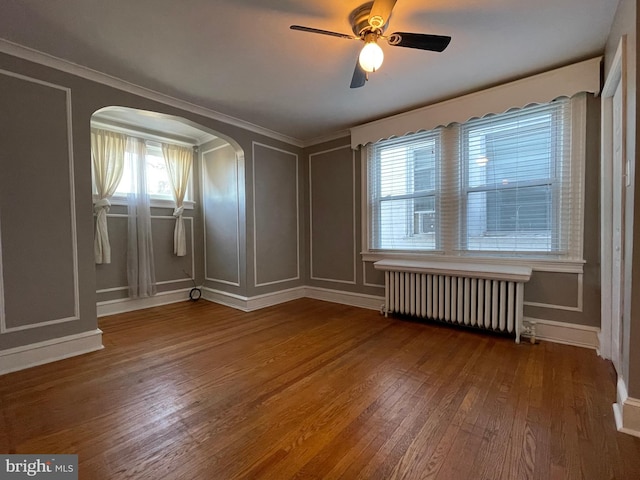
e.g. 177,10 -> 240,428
2,299 -> 640,479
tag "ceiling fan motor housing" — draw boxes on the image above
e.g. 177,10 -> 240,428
350,2 -> 388,37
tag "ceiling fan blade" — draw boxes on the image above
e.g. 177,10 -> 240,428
290,25 -> 357,40
350,61 -> 367,89
387,32 -> 451,52
368,0 -> 397,29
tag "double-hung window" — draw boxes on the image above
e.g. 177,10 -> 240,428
369,131 -> 441,251
366,96 -> 583,261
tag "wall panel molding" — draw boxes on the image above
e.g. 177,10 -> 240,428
252,142 -> 300,287
98,215 -> 195,293
524,273 -> 584,312
309,145 -> 357,285
362,263 -> 384,289
202,146 -> 241,287
0,39 -> 304,147
0,69 -> 79,334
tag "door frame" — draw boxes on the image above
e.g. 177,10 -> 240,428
600,35 -> 626,364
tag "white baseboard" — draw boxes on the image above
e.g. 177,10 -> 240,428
97,288 -> 192,317
201,286 -> 306,312
614,376 -> 640,438
305,286 -> 384,311
0,329 -> 103,376
523,317 -> 600,350
247,287 -> 306,311
201,287 -> 249,311
202,286 -> 383,313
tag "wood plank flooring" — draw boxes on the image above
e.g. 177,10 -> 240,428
1,299 -> 640,479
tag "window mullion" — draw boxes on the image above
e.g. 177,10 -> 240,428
439,125 -> 460,254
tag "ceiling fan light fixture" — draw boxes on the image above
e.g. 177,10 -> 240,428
359,37 -> 384,73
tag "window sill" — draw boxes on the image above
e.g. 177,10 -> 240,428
93,195 -> 195,210
361,251 -> 585,274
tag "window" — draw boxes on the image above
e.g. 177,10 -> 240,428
366,97 -> 583,260
92,133 -> 194,206
369,131 -> 440,250
114,143 -> 188,200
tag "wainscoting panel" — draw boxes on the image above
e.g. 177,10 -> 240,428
202,145 -> 241,286
309,145 -> 357,285
252,142 -> 300,287
0,70 -> 79,333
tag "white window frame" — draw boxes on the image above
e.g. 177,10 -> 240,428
368,131 -> 441,252
361,94 -> 587,274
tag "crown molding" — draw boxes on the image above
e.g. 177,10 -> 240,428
302,129 -> 351,148
0,38 -> 305,148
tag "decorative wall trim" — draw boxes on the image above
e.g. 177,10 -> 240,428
99,215 -> 195,293
523,317 -> 599,350
0,329 -> 103,376
97,288 -> 192,317
154,215 -> 196,279
202,145 -> 241,287
524,273 -> 584,312
252,142 -> 300,287
0,69 -> 80,334
305,287 -> 384,311
96,286 -> 128,294
362,263 -> 385,288
0,39 -> 304,147
614,377 -> 640,438
309,144 -> 357,285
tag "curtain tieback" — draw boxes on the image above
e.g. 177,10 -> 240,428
173,206 -> 184,218
94,198 -> 111,215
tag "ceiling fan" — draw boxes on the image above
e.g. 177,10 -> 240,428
290,0 -> 451,88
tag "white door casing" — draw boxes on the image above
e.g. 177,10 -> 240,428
600,35 -> 626,369
611,79 -> 625,372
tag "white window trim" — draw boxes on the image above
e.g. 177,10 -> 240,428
360,94 -> 588,274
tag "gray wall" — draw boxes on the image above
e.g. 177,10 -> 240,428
303,95 -> 602,328
605,0 -> 639,398
0,50 -> 304,353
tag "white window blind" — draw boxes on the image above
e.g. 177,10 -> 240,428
368,130 -> 442,251
366,96 -> 584,260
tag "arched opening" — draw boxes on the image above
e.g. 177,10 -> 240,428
90,106 -> 245,314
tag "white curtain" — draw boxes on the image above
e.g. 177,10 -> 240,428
126,137 -> 157,298
161,144 -> 193,256
91,128 -> 126,264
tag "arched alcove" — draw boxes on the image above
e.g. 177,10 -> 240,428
90,106 -> 246,313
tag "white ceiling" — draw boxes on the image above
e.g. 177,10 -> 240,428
0,0 -> 618,143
